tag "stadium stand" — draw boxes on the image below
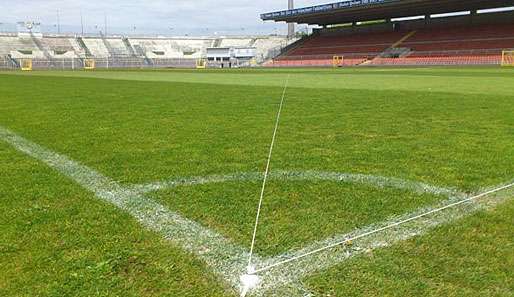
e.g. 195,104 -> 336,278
122,37 -> 138,57
4,0 -> 513,69
263,0 -> 514,67
0,33 -> 289,69
101,37 -> 128,57
0,35 -> 41,59
368,23 -> 514,66
287,31 -> 405,57
270,21 -> 514,67
253,36 -> 288,61
40,37 -> 77,58
74,37 -> 92,57
81,38 -> 110,58
273,30 -> 407,66
406,26 -> 513,53
129,38 -> 213,59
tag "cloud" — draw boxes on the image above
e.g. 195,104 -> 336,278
0,0 -> 326,35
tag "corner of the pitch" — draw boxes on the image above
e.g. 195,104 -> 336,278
271,282 -> 314,297
246,280 -> 313,297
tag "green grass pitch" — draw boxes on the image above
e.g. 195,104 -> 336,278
1,67 -> 513,296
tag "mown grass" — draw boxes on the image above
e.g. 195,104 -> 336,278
152,180 -> 443,255
0,142 -> 230,297
0,67 -> 513,296
4,66 -> 514,95
306,197 -> 514,296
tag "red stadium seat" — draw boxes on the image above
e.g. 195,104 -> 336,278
269,23 -> 514,67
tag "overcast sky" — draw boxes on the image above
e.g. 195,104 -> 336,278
2,1 -> 512,36
0,0 -> 329,35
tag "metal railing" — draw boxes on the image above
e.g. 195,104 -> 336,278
4,57 -> 199,70
0,57 -> 14,69
276,48 -> 507,61
277,52 -> 380,60
407,48 -> 508,57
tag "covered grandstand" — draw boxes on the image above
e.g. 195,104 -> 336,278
262,0 -> 514,66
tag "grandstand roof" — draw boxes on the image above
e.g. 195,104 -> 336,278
261,0 -> 514,25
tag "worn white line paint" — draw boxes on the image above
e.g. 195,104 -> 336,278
0,126 -> 250,293
132,170 -> 460,198
251,182 -> 514,296
256,182 -> 514,274
1,125 -> 512,297
132,172 -> 512,296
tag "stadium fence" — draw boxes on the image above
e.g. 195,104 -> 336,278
0,57 -> 14,70
268,49 -> 506,67
0,56 -> 199,70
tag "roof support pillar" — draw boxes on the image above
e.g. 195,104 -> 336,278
470,9 -> 478,24
424,14 -> 431,26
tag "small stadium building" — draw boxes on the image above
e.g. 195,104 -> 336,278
206,46 -> 257,67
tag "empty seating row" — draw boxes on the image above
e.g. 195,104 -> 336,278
272,23 -> 514,66
266,58 -> 367,67
282,31 -> 406,59
370,55 -> 502,66
0,35 -> 287,64
403,24 -> 514,54
397,24 -> 514,65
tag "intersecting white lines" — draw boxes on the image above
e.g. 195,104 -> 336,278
1,125 -> 512,297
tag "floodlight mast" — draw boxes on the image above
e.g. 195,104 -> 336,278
104,14 -> 108,36
80,10 -> 84,36
288,0 -> 295,38
57,9 -> 61,34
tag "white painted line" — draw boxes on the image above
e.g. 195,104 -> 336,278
252,181 -> 514,275
1,125 -> 512,297
0,126 -> 251,292
252,182 -> 513,296
131,170 -> 513,296
132,170 -> 460,198
248,74 -> 291,273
